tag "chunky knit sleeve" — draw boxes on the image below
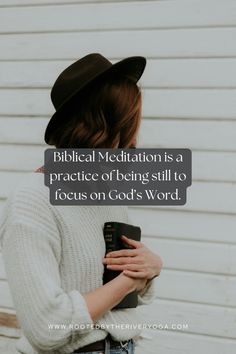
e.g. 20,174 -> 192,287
1,185 -> 94,352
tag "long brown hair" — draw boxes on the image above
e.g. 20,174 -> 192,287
47,74 -> 142,148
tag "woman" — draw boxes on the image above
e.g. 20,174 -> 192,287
0,53 -> 163,354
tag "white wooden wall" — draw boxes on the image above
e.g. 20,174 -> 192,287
0,1 -> 236,353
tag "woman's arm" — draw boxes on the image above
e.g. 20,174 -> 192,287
83,272 -> 147,322
2,219 -> 94,352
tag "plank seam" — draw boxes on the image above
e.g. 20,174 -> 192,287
0,0 -> 166,8
142,234 -> 236,245
2,24 -> 236,35
2,56 -> 236,62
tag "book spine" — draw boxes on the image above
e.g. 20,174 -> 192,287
103,222 -> 139,309
103,223 -> 121,283
103,222 -> 117,254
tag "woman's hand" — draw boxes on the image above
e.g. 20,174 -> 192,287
103,235 -> 163,280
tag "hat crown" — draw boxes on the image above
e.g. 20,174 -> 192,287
51,53 -> 112,110
45,53 -> 146,144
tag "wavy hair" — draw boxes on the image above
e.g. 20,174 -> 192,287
47,74 -> 142,149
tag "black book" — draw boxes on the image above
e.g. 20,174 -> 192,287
103,221 -> 141,309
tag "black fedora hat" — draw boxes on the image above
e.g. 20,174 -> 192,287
44,52 -> 146,144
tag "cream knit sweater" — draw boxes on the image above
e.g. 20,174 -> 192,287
0,172 -> 156,354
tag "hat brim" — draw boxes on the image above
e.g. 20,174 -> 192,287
44,56 -> 146,144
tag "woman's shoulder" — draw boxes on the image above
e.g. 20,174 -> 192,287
10,171 -> 48,204
0,171 -> 60,248
0,170 -> 58,246
0,172 -> 50,231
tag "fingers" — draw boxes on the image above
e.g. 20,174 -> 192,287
106,248 -> 139,258
106,263 -> 144,271
123,270 -> 147,278
121,235 -> 143,249
103,256 -> 143,265
105,235 -> 144,258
